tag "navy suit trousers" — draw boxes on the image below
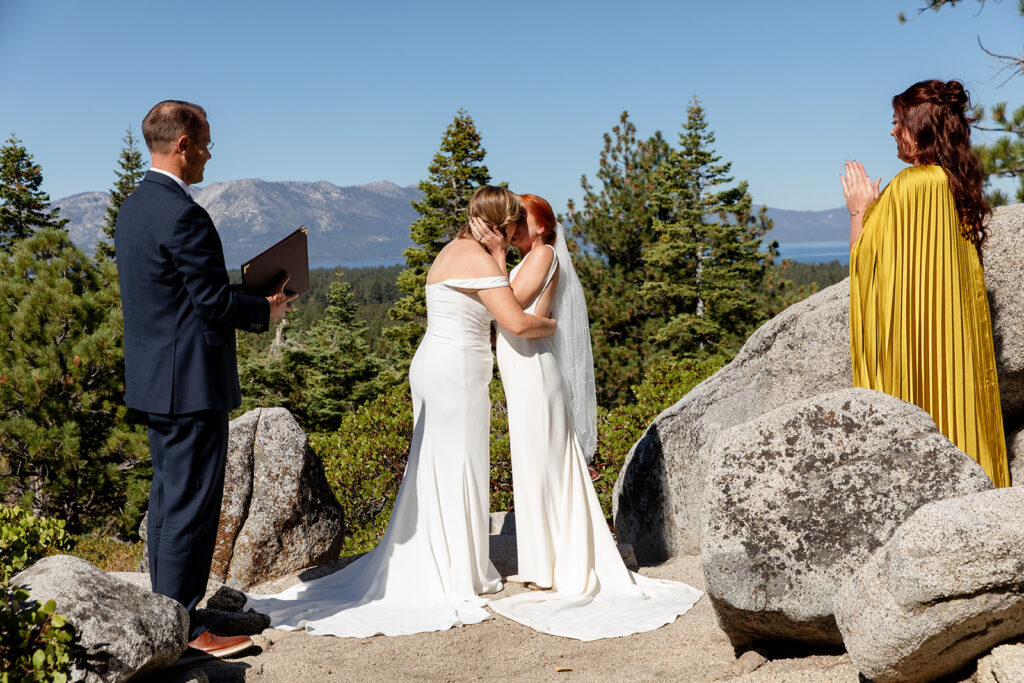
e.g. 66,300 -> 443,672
145,410 -> 228,639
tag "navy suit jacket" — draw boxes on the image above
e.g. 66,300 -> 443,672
115,171 -> 269,414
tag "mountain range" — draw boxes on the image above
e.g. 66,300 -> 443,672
54,179 -> 847,267
56,179 -> 423,268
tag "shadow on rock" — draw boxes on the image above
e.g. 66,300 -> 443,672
613,423 -> 669,563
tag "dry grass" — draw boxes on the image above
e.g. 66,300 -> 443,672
65,536 -> 145,572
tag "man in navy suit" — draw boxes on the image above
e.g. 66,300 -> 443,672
116,100 -> 293,658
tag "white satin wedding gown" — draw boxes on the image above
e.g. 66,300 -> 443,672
488,246 -> 703,641
244,277 -> 508,637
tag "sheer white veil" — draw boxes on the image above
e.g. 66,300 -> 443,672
550,223 -> 598,462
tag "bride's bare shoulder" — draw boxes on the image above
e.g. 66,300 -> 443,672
441,237 -> 486,258
427,237 -> 502,283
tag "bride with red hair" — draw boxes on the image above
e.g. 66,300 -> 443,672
472,193 -> 702,640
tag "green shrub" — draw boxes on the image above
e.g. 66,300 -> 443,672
0,583 -> 74,683
312,357 -> 726,556
1,507 -> 75,584
311,383 -> 413,556
590,356 -> 727,519
66,536 -> 144,573
487,377 -> 514,513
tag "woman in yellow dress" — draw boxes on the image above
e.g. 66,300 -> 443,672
843,79 -> 1008,488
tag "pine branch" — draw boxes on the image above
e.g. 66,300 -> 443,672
978,37 -> 1024,86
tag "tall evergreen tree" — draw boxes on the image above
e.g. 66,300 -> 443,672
566,112 -> 671,406
0,228 -> 149,535
642,97 -> 776,359
384,110 -> 491,373
238,275 -> 383,432
97,127 -> 147,260
0,134 -> 67,253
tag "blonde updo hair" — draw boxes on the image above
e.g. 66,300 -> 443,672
460,185 -> 521,240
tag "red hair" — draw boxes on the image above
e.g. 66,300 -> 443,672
519,194 -> 556,245
892,80 -> 990,249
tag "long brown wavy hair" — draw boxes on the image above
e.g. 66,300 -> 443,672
892,80 -> 991,249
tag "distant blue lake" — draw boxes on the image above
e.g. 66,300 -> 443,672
310,258 -> 405,270
776,241 -> 849,265
310,243 -> 849,271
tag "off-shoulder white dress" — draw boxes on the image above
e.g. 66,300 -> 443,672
244,277 -> 508,637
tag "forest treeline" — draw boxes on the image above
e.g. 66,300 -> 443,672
0,100 -> 864,552
282,259 -> 845,351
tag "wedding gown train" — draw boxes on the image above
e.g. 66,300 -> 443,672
244,277 -> 508,637
488,246 -> 703,641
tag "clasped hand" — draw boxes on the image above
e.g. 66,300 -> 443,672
841,160 -> 881,215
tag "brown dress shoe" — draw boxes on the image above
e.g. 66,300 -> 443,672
187,631 -> 254,658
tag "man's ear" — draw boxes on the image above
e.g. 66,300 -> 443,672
175,135 -> 189,154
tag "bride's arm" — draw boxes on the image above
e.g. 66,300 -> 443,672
508,246 -> 555,308
454,244 -> 555,338
531,268 -> 558,318
478,287 -> 556,338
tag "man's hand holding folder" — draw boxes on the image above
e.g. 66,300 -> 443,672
242,227 -> 310,298
267,274 -> 298,321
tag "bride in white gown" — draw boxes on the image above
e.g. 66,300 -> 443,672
475,194 -> 703,641
244,187 -> 555,637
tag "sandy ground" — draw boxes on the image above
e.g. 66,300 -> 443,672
158,535 -> 875,683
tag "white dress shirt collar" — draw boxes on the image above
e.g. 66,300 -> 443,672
149,167 -> 192,196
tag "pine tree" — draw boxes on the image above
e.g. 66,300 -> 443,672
566,112 -> 671,406
0,134 -> 67,253
238,275 -> 383,433
642,97 -> 777,359
0,228 -> 150,535
384,110 -> 491,373
899,0 -> 1023,203
288,277 -> 383,430
974,101 -> 1024,205
97,127 -> 147,260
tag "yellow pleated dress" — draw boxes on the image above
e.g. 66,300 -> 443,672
849,164 -> 1009,488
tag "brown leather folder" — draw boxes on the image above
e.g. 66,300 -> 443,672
241,227 -> 310,297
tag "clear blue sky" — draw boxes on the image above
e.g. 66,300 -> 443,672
1,0 -> 1021,213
